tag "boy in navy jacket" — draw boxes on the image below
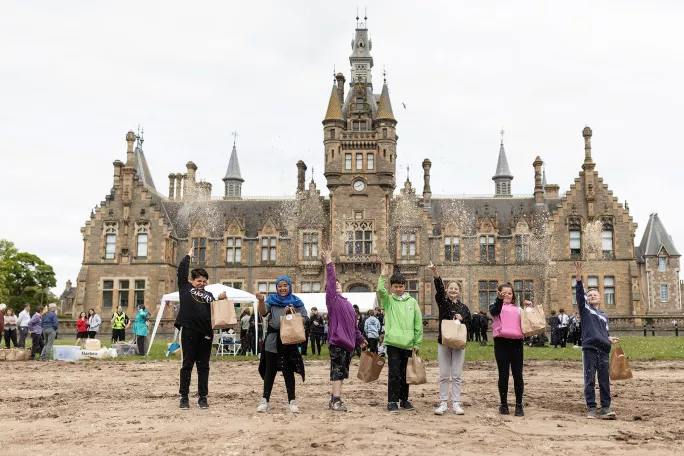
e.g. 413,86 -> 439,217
574,261 -> 619,419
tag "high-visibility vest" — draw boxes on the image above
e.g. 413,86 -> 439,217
113,313 -> 127,329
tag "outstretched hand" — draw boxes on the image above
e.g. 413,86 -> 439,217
321,248 -> 333,264
217,292 -> 227,300
609,336 -> 620,344
574,261 -> 583,282
523,300 -> 533,307
374,255 -> 386,275
427,261 -> 438,277
255,292 -> 265,302
187,246 -> 194,258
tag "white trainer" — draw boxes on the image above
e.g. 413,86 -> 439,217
256,398 -> 269,413
434,401 -> 448,415
453,403 -> 465,415
288,400 -> 300,414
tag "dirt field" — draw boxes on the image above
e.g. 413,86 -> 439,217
2,358 -> 683,456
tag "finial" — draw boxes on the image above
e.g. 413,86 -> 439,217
333,65 -> 336,81
139,126 -> 144,147
231,131 -> 238,146
311,166 -> 315,184
364,6 -> 367,22
406,165 -> 410,182
500,126 -> 504,145
356,7 -> 359,27
383,65 -> 387,84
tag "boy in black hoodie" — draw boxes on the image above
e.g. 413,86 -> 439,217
574,261 -> 619,419
175,247 -> 226,410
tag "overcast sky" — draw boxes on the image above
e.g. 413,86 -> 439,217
1,0 -> 683,294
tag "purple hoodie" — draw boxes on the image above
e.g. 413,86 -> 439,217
326,263 -> 365,353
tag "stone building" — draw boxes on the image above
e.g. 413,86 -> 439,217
74,19 -> 682,326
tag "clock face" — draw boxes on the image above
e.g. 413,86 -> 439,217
353,179 -> 366,192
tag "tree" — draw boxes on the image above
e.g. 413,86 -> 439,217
0,239 -> 57,313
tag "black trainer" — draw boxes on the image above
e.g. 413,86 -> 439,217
400,400 -> 415,411
198,396 -> 209,409
499,404 -> 510,415
387,402 -> 400,413
179,396 -> 190,410
514,404 -> 524,417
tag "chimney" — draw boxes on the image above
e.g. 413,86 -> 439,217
66,280 -> 72,291
544,184 -> 560,199
185,162 -> 197,200
175,173 -> 183,200
168,173 -> 176,200
296,160 -> 307,193
125,130 -> 136,166
113,160 -> 124,187
422,159 -> 432,205
533,156 -> 544,204
582,126 -> 594,169
336,72 -> 346,103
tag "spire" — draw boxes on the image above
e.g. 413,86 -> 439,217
639,213 -> 680,257
542,166 -> 548,188
376,81 -> 395,121
223,135 -> 244,199
493,128 -> 513,196
133,126 -> 156,190
349,14 -> 374,86
323,84 -> 344,121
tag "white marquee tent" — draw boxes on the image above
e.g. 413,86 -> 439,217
296,292 -> 378,315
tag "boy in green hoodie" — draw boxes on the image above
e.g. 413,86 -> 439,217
375,256 -> 423,413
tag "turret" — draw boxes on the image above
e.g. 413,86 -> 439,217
493,130 -> 513,196
223,139 -> 244,199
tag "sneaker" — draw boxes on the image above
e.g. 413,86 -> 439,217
198,396 -> 209,409
400,400 -> 415,411
514,404 -> 524,417
179,396 -> 190,410
600,407 -> 616,420
288,400 -> 300,414
587,408 -> 597,419
434,401 -> 448,415
453,403 -> 465,415
499,404 -> 510,415
331,399 -> 347,412
387,402 -> 400,413
256,398 -> 269,413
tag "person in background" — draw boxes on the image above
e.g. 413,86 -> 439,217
111,305 -> 130,344
4,308 -> 19,348
675,319 -> 679,337
490,283 -> 532,417
322,314 -> 329,345
40,303 -> 59,361
28,306 -> 45,360
87,309 -> 101,339
353,305 -> 365,357
0,304 -> 4,336
570,311 -> 582,348
256,276 -> 308,414
471,311 -> 481,342
376,308 -> 384,329
557,308 -> 570,348
480,311 -> 489,345
17,304 -> 31,348
75,311 -> 88,346
549,310 -> 560,348
377,332 -> 387,357
309,307 -> 325,356
643,322 -> 647,337
364,309 -> 381,354
239,309 -> 251,355
132,303 -> 149,356
651,323 -> 656,337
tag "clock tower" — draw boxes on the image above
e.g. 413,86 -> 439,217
324,17 -> 397,284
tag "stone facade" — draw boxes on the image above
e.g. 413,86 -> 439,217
73,20 -> 682,327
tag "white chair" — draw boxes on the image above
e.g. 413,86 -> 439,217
213,333 -> 227,356
225,329 -> 241,356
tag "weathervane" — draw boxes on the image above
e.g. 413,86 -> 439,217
231,131 -> 239,146
500,127 -> 504,144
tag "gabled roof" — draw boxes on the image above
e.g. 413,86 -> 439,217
639,213 -> 680,257
493,141 -> 513,180
60,287 -> 77,300
376,83 -> 395,121
223,144 -> 244,182
323,84 -> 344,121
135,145 -> 156,190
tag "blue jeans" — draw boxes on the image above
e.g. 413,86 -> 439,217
583,348 -> 611,409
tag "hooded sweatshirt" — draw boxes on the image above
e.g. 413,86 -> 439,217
377,275 -> 423,350
489,298 -> 523,339
174,255 -> 216,338
576,280 -> 611,354
325,263 -> 365,352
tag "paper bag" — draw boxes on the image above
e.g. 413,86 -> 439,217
521,306 -> 546,336
441,319 -> 467,349
279,312 -> 306,345
406,354 -> 427,385
609,343 -> 633,380
84,338 -> 101,350
357,351 -> 386,383
211,299 -> 238,329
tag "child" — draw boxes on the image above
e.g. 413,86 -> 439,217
175,246 -> 227,410
364,309 -> 381,354
375,256 -> 423,413
75,312 -> 88,346
574,261 -> 619,419
377,332 -> 387,357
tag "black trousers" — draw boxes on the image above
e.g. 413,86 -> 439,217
4,329 -> 18,348
112,328 -> 126,342
30,333 -> 44,359
262,351 -> 295,402
559,327 -> 569,347
136,335 -> 146,356
19,327 -> 29,348
87,331 -> 97,339
310,332 -> 322,355
300,333 -> 309,356
368,338 -> 378,354
480,327 -> 488,342
387,345 -> 411,403
494,337 -> 524,405
474,328 -> 481,342
179,327 -> 212,397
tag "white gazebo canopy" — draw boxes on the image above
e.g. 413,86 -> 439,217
297,292 -> 378,315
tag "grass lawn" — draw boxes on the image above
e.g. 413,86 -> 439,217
52,335 -> 684,362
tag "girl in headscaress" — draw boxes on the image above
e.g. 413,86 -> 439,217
175,246 -> 227,410
427,261 -> 472,416
489,282 -> 533,417
256,276 -> 308,413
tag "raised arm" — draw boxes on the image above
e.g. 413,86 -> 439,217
374,256 -> 390,309
489,289 -> 505,317
177,246 -> 193,289
323,249 -> 337,306
255,292 -> 267,317
574,261 -> 587,312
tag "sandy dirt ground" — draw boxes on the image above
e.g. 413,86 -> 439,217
2,357 -> 683,456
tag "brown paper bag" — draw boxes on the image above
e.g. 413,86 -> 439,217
357,350 -> 386,383
211,299 -> 238,329
521,305 -> 546,336
406,354 -> 427,385
279,312 -> 306,345
0,349 -> 8,361
441,319 -> 467,349
609,343 -> 633,380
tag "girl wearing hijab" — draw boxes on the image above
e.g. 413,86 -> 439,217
256,276 -> 308,413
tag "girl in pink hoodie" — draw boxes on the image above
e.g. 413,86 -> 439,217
489,282 -> 532,417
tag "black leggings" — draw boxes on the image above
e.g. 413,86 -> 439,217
4,329 -> 18,348
494,337 -> 524,405
310,333 -> 322,355
262,351 -> 295,402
